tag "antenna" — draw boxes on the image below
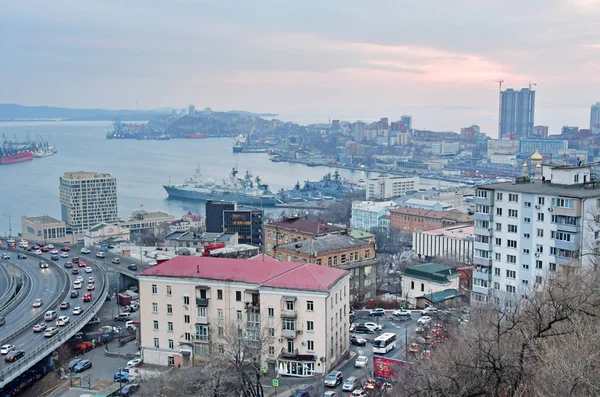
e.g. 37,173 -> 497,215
492,79 -> 504,139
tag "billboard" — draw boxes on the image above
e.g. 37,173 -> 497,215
373,356 -> 414,380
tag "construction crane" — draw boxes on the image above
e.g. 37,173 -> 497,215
528,81 -> 537,90
492,79 -> 504,139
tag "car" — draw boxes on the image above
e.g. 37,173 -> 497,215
17,253 -> 27,259
351,389 -> 367,397
101,325 -> 121,334
83,293 -> 93,302
67,358 -> 83,371
292,390 -> 312,397
4,350 -> 25,362
74,281 -> 82,289
118,383 -> 140,397
363,379 -> 378,390
39,261 -> 48,268
364,322 -> 383,332
125,320 -> 136,330
60,252 -> 69,258
59,301 -> 70,310
88,276 -> 95,283
74,359 -> 93,373
369,308 -> 385,316
0,316 -> 4,326
114,313 -> 131,321
44,327 -> 59,337
421,307 -> 438,316
7,238 -> 16,243
343,376 -> 361,392
64,262 -> 73,268
126,358 -> 142,368
324,371 -> 343,387
87,316 -> 100,325
33,323 -> 47,332
81,248 -> 90,254
47,244 -> 54,249
44,310 -> 58,321
1,253 -> 10,260
87,283 -> 95,291
78,262 -> 87,268
350,335 -> 367,346
76,275 -> 84,282
417,316 -> 432,326
393,310 -> 412,320
33,298 -> 43,308
114,370 -> 130,383
95,252 -> 105,258
72,307 -> 83,315
61,246 -> 71,252
323,392 -> 338,397
112,258 -> 121,264
127,264 -> 138,271
0,344 -> 15,355
42,246 -> 50,252
72,257 -> 81,264
353,324 -> 374,334
35,249 -> 42,254
85,266 -> 92,273
50,249 -> 59,255
354,356 -> 369,368
56,316 -> 70,326
71,268 -> 80,275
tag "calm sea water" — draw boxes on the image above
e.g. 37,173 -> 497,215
0,121 -> 455,235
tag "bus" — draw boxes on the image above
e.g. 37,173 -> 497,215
373,332 -> 397,354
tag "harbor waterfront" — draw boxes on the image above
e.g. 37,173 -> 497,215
0,121 -> 458,235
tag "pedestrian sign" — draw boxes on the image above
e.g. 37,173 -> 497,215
272,378 -> 279,387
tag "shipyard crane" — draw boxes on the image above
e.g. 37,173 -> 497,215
528,81 -> 537,90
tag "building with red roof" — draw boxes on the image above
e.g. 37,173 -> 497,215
137,255 -> 350,376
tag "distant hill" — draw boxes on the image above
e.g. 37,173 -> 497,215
0,104 -> 170,121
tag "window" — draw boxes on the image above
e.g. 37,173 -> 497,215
341,254 -> 346,264
523,264 -> 530,270
538,197 -> 545,205
508,224 -> 518,233
551,231 -> 572,241
496,223 -> 502,231
476,190 -> 488,198
508,209 -> 518,218
509,194 -> 518,203
307,340 -> 314,351
286,301 -> 294,311
523,233 -> 530,239
495,238 -> 502,246
365,250 -> 370,259
523,249 -> 530,254
507,255 -> 516,264
152,284 -> 157,294
333,256 -> 338,265
153,320 -> 159,330
153,338 -> 159,348
307,301 -> 314,311
316,259 -> 322,265
268,327 -> 275,336
185,332 -> 191,341
168,355 -> 174,365
421,283 -> 425,292
152,302 -> 158,313
522,279 -> 529,285
268,307 -> 274,317
219,326 -> 224,336
536,244 -> 543,253
524,217 -> 531,223
236,310 -> 242,320
328,257 -> 332,266
167,304 -> 172,314
496,208 -> 503,216
575,174 -> 579,183
184,315 -> 190,324
183,296 -> 190,305
496,192 -> 503,201
537,213 -> 544,222
524,202 -> 531,208
236,291 -> 242,302
536,260 -> 543,269
217,309 -> 223,318
410,281 -> 414,289
494,282 -> 500,290
494,267 -> 500,276
197,306 -> 207,317
495,253 -> 501,261
537,229 -> 544,237
287,340 -> 295,353
506,285 -> 516,294
551,198 -> 574,209
218,345 -> 225,354
166,286 -> 172,296
506,270 -> 516,279
268,345 -> 275,355
282,318 -> 296,331
507,240 -> 517,248
536,276 -> 543,284
168,322 -> 173,332
217,289 -> 223,300
550,262 -> 557,271
307,321 -> 314,331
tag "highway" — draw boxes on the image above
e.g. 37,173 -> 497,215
0,261 -> 11,305
0,243 -> 107,388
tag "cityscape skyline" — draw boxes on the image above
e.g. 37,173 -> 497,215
1,1 -> 599,135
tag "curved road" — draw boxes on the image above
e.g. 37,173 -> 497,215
0,261 -> 11,304
0,246 -> 106,379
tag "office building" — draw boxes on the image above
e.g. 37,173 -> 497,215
138,256 -> 350,375
264,217 -> 345,257
413,225 -> 474,264
205,200 -> 236,233
431,141 -> 460,156
401,115 -> 412,131
59,171 -> 118,234
499,88 -> 535,139
21,215 -> 69,244
389,207 -> 473,233
223,209 -> 264,247
472,164 -> 600,305
366,175 -> 419,200
591,102 -> 600,132
519,138 -> 568,157
350,200 -> 396,232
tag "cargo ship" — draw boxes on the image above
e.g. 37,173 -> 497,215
0,149 -> 33,164
163,165 -> 281,206
233,134 -> 247,153
184,133 -> 208,139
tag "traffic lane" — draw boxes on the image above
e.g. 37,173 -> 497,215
0,262 -> 10,300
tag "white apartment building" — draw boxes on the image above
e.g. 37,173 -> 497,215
431,141 -> 460,156
59,171 -> 118,234
366,175 -> 419,200
472,164 -> 600,305
138,255 -> 350,377
350,200 -> 396,232
413,225 -> 474,264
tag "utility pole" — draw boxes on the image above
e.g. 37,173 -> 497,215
492,79 -> 504,139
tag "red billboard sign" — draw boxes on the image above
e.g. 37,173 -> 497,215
373,356 -> 414,380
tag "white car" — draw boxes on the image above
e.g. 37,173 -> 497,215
88,276 -> 95,283
85,267 -> 92,273
47,244 -> 54,249
421,307 -> 438,316
126,358 -> 142,368
60,252 -> 69,258
1,254 -> 10,260
72,307 -> 83,315
74,281 -> 82,289
76,276 -> 84,282
417,316 -> 432,325
95,252 -> 105,258
364,322 -> 383,332
354,355 -> 369,368
81,248 -> 90,254
35,249 -> 42,254
0,344 -> 15,355
56,316 -> 70,326
352,389 -> 367,397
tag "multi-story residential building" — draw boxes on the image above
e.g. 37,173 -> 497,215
350,201 -> 396,232
472,164 -> 600,305
499,88 -> 535,139
401,263 -> 460,308
264,217 -> 345,257
223,209 -> 264,248
137,256 -> 350,377
532,125 -> 549,139
273,234 -> 377,303
520,138 -> 568,157
591,102 -> 600,132
205,200 -> 236,233
21,215 -> 69,244
413,225 -> 474,264
431,141 -> 460,156
59,171 -> 118,234
389,207 -> 473,234
365,175 -> 419,200
401,115 -> 412,131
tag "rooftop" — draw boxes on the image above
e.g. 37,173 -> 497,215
421,225 -> 475,238
138,256 -> 349,292
22,215 -> 64,225
389,207 -> 473,223
403,263 -> 458,284
404,198 -> 452,209
420,288 -> 461,303
349,229 -> 375,240
88,222 -> 112,232
479,179 -> 600,198
277,234 -> 370,255
165,231 -> 235,242
351,200 -> 397,212
266,217 -> 345,236
129,209 -> 173,221
61,171 -> 115,180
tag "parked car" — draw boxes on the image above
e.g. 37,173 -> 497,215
353,324 -> 374,334
119,383 -> 140,396
354,356 -> 369,368
323,392 -> 338,397
369,308 -> 385,317
350,335 -> 367,346
87,316 -> 100,325
343,376 -> 361,392
67,358 -> 82,371
126,358 -> 142,368
114,370 -> 130,383
393,310 -> 412,320
351,389 -> 367,397
324,371 -> 343,387
32,323 -> 47,332
74,359 -> 93,373
4,350 -> 25,362
114,313 -> 131,322
364,322 -> 383,332
1,253 -> 9,260
421,307 -> 438,316
44,327 -> 59,337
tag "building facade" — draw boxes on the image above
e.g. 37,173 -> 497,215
121,210 -> 175,235
519,138 -> 568,157
223,209 -> 264,248
403,198 -> 453,212
84,222 -> 130,247
205,200 -> 236,233
21,215 -> 69,244
137,256 -> 350,377
264,217 -> 345,257
401,263 -> 460,307
472,165 -> 600,305
591,102 -> 600,132
350,201 -> 396,232
431,141 -> 460,156
413,225 -> 474,264
500,88 -> 535,140
59,171 -> 118,234
365,175 -> 419,200
389,207 -> 473,234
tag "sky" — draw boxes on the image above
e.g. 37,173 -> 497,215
1,0 -> 599,135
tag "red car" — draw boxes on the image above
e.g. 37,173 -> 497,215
41,247 -> 51,252
61,246 -> 71,252
78,262 -> 87,268
64,262 -> 73,268
83,293 -> 92,302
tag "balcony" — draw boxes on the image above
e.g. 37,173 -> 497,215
474,213 -> 492,222
196,316 -> 209,325
194,334 -> 211,344
474,194 -> 493,206
474,241 -> 493,252
555,255 -> 579,266
196,298 -> 209,307
556,223 -> 579,233
279,348 -> 299,358
554,239 -> 579,251
472,284 -> 491,296
281,309 -> 297,318
473,267 -> 492,281
475,227 -> 494,237
473,256 -> 492,267
282,329 -> 297,339
245,301 -> 260,311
